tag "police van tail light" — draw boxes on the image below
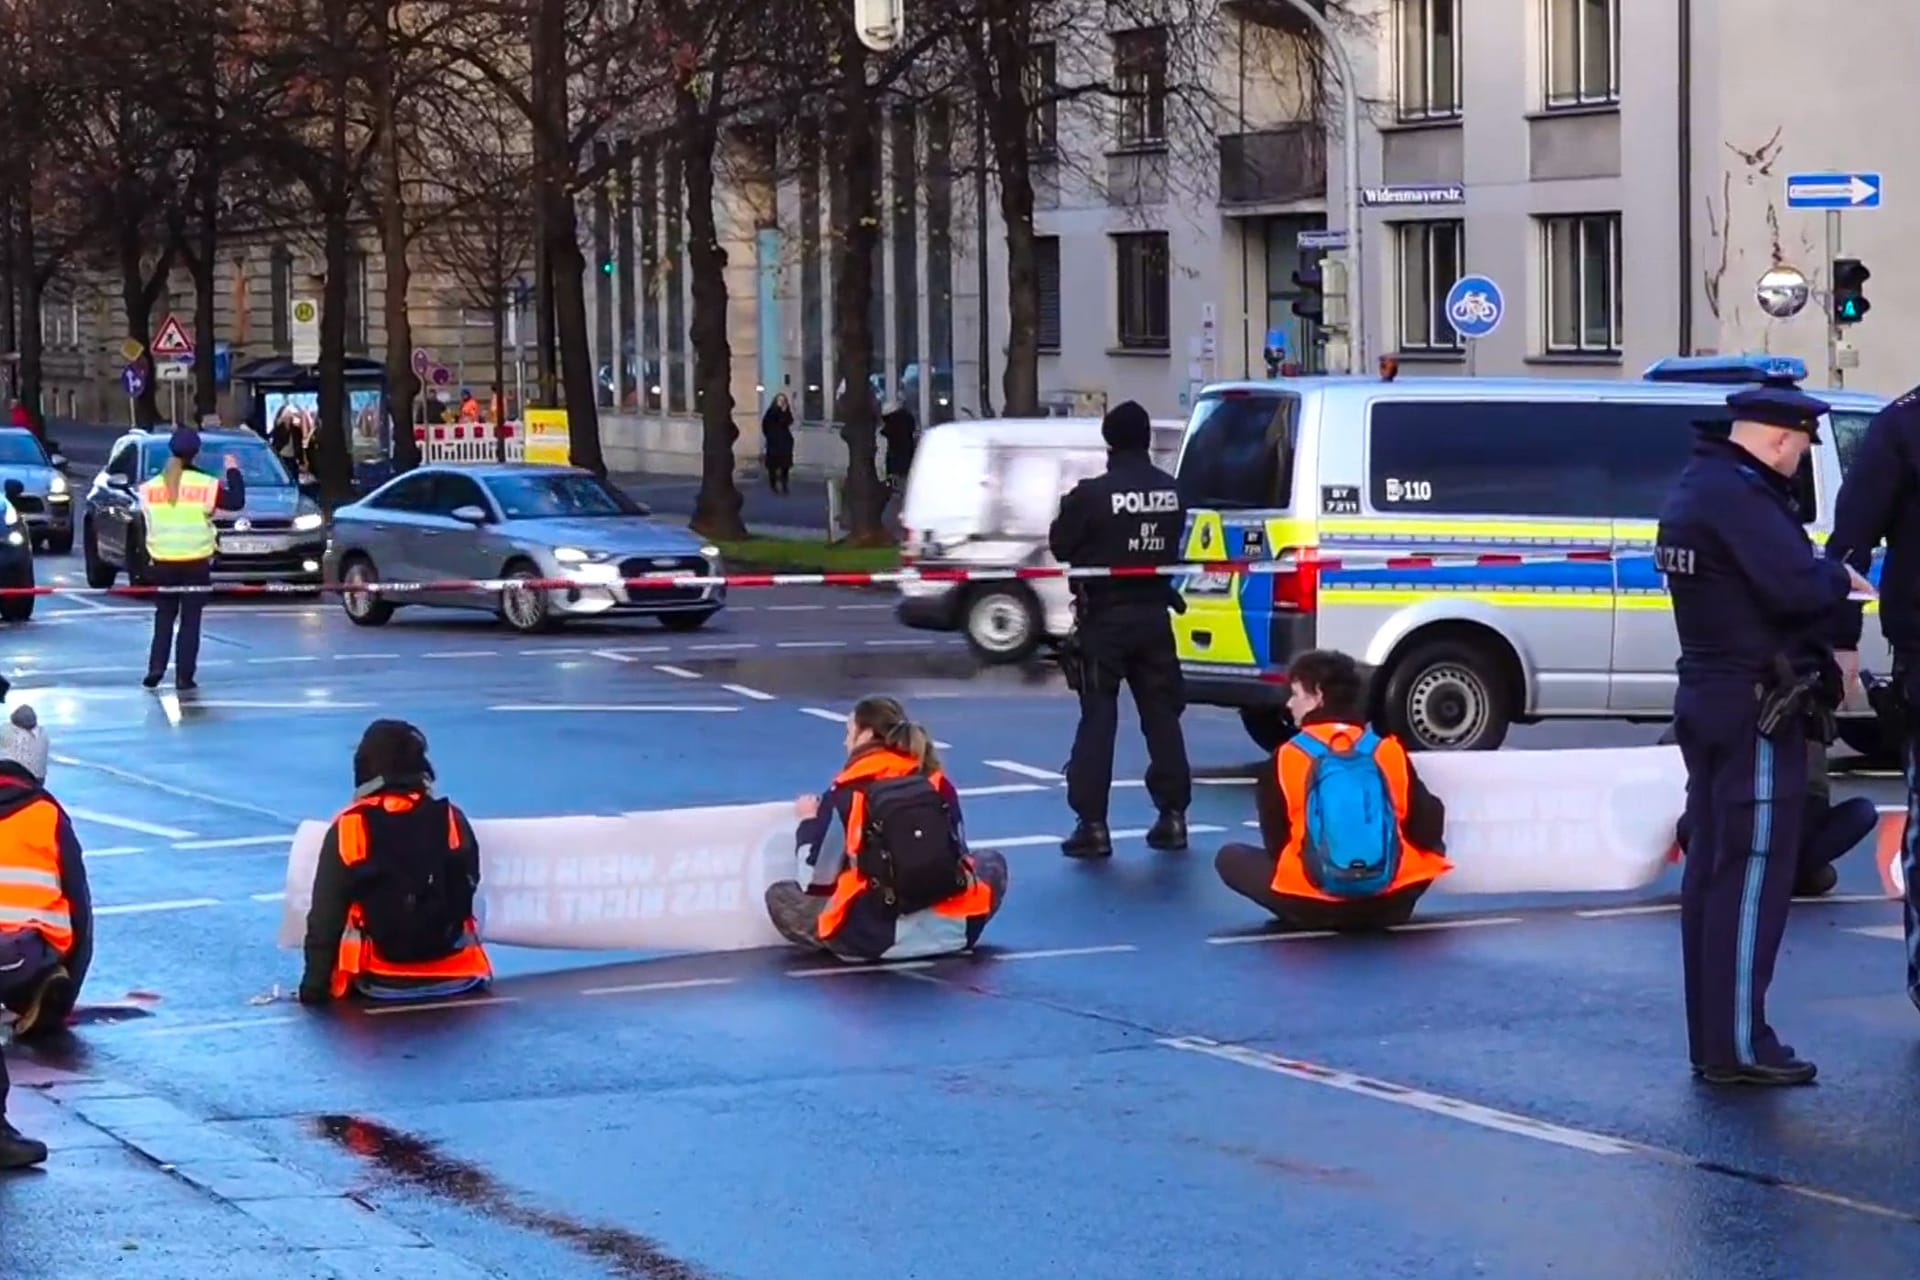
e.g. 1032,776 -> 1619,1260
1272,546 -> 1320,614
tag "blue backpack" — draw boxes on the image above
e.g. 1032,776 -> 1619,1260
1290,729 -> 1403,898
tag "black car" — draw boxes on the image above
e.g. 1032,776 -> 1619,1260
1,479 -> 34,622
81,429 -> 328,588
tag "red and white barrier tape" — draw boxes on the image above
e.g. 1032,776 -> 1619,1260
0,549 -> 1623,598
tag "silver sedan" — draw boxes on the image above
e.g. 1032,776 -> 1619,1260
322,464 -> 727,633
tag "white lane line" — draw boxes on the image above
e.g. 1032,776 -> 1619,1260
975,835 -> 1063,849
246,655 -> 319,666
766,604 -> 825,612
423,650 -> 499,660
96,898 -> 223,917
655,664 -> 702,679
170,835 -> 292,851
864,639 -> 931,647
250,891 -> 287,903
594,649 -> 639,663
581,977 -> 739,997
85,846 -> 147,859
488,704 -> 741,714
1242,820 -> 1262,829
536,647 -> 588,657
1110,823 -> 1228,840
135,1015 -> 303,1038
992,944 -> 1138,962
597,645 -> 670,656
691,643 -> 756,652
184,700 -> 377,710
1208,930 -> 1340,946
776,640 -> 844,649
1390,916 -> 1524,934
1160,1037 -> 1637,1156
799,707 -> 844,724
1196,777 -> 1258,788
1577,904 -> 1681,920
364,995 -> 524,1016
1806,893 -> 1892,905
985,760 -> 1063,782
51,754 -> 297,825
956,783 -> 1047,798
721,683 -> 776,702
66,808 -> 196,839
838,604 -> 892,611
787,960 -> 936,978
333,652 -> 399,661
1206,916 -> 1522,946
1851,924 -> 1905,940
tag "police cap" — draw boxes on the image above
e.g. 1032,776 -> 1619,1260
1725,381 -> 1829,441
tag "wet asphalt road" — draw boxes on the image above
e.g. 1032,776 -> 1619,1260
2,554 -> 1918,1280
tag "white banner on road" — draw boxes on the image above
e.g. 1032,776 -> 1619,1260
277,801 -> 798,953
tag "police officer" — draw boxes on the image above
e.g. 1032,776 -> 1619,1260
139,427 -> 245,691
1046,401 -> 1190,858
1658,380 -> 1874,1087
1825,383 -> 1920,1013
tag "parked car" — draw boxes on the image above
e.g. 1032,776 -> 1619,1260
0,484 -> 34,622
81,428 -> 327,588
322,463 -> 726,633
0,427 -> 72,554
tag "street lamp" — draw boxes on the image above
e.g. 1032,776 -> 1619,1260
852,0 -> 901,53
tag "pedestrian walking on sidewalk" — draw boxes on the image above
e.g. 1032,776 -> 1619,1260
139,427 -> 245,692
762,394 -> 795,495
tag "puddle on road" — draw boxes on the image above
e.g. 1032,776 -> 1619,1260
313,1114 -> 714,1280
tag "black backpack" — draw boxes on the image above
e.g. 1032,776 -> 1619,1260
856,775 -> 968,914
353,799 -> 475,963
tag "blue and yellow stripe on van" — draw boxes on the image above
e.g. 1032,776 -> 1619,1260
1314,516 -> 1616,611
1611,519 -> 1884,612
1172,510 -> 1314,669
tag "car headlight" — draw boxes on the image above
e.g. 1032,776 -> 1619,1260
293,512 -> 324,532
47,473 -> 67,496
554,546 -> 612,564
1,503 -> 15,527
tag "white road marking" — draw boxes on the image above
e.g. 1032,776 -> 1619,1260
333,652 -> 399,661
975,835 -> 1063,849
1196,777 -> 1258,787
49,591 -> 117,613
1577,904 -> 1682,919
787,960 -> 936,978
1160,1036 -> 1637,1155
799,707 -> 844,724
581,977 -> 739,997
1806,893 -> 1892,905
364,995 -> 523,1016
423,650 -> 498,660
1208,930 -> 1341,946
956,783 -> 1047,798
1851,924 -> 1905,940
864,638 -> 931,647
66,808 -> 196,839
838,604 -> 892,611
184,700 -> 376,710
721,683 -> 776,701
766,604 -> 824,612
1390,916 -> 1523,934
690,643 -> 756,652
84,846 -> 147,858
96,898 -> 222,916
985,760 -> 1063,781
991,945 -> 1138,961
654,664 -> 702,679
1110,824 -> 1228,840
135,1015 -> 303,1038
170,835 -> 292,851
776,640 -> 844,649
50,754 -> 297,825
593,649 -> 639,663
535,647 -> 588,656
487,704 -> 740,714
246,655 -> 319,666
250,891 -> 287,902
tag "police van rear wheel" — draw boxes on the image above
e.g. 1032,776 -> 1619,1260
963,586 -> 1039,664
1240,708 -> 1296,753
1381,640 -> 1512,752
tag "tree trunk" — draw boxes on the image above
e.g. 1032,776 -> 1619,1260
490,290 -> 506,461
547,190 -> 603,475
17,190 -> 43,433
0,189 -> 16,405
375,16 -> 419,472
191,159 -> 219,419
115,216 -> 164,427
987,18 -> 1041,417
530,0 -> 560,407
316,200 -> 354,507
830,46 -> 887,544
681,100 -> 745,540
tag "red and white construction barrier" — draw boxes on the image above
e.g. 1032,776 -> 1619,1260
414,422 -> 524,464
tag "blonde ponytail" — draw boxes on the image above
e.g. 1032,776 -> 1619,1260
163,456 -> 185,504
852,694 -> 941,776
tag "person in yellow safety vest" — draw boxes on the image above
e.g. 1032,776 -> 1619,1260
139,427 -> 245,691
0,705 -> 93,1171
299,720 -> 492,1005
765,695 -> 1006,962
1213,650 -> 1452,931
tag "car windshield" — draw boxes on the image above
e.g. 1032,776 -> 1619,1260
485,473 -> 640,519
143,441 -> 292,486
0,433 -> 48,466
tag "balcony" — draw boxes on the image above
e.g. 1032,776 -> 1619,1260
1218,125 -> 1327,208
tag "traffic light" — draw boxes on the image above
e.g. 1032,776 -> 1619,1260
1833,258 -> 1871,325
1291,266 -> 1323,324
600,256 -> 615,277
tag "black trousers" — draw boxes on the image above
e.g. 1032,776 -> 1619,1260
1215,842 -> 1428,930
765,454 -> 792,493
1674,688 -> 1808,1071
1893,660 -> 1920,1013
146,558 -> 212,683
1066,606 -> 1192,823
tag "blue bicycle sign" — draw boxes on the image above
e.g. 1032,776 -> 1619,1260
1445,275 -> 1504,340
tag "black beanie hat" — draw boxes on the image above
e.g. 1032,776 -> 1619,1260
1102,400 -> 1152,451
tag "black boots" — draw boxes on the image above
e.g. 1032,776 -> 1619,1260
0,1120 -> 47,1171
1695,1059 -> 1818,1087
1794,863 -> 1839,898
11,967 -> 72,1040
1063,811 -> 1188,859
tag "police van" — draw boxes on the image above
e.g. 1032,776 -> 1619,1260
1169,355 -> 1889,754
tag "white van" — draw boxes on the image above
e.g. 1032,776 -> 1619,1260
894,417 -> 1183,660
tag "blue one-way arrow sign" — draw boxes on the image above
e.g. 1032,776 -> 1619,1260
1785,172 -> 1882,209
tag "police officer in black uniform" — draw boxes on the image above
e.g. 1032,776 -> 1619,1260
1047,401 -> 1191,859
1825,382 -> 1920,1013
1658,380 -> 1874,1086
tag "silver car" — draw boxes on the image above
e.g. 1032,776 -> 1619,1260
0,428 -> 72,553
323,463 -> 727,633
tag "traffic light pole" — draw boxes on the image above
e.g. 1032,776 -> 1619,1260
1827,210 -> 1843,390
1282,0 -> 1364,374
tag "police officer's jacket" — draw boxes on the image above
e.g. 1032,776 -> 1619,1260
1657,435 -> 1852,686
1047,451 -> 1185,611
1828,386 -> 1920,656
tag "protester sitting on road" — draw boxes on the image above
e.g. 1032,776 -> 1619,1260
299,720 -> 492,1005
0,705 -> 93,1041
1674,738 -> 1876,898
766,696 -> 1006,962
1215,650 -> 1452,931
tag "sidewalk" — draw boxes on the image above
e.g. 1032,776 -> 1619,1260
1,1058 -> 485,1279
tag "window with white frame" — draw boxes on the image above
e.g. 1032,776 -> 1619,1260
1113,232 -> 1170,350
1395,220 -> 1465,353
1113,27 -> 1167,148
1541,213 -> 1622,354
1545,0 -> 1618,107
1396,0 -> 1461,121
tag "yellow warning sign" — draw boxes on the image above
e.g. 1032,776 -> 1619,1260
523,408 -> 570,465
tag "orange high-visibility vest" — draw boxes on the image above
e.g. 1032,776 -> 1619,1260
0,798 -> 73,952
816,750 -> 994,939
330,792 -> 491,1000
1269,721 -> 1452,903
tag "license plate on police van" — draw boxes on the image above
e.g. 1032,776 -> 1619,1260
220,536 -> 274,555
1182,571 -> 1234,594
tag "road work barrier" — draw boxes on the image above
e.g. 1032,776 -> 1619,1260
273,747 -> 1692,954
